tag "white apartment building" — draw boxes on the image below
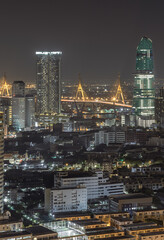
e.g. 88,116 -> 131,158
94,130 -> 125,146
45,185 -> 87,213
54,172 -> 99,199
98,182 -> 124,197
54,171 -> 124,200
116,132 -> 125,143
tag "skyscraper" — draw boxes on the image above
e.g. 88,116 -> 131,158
25,95 -> 35,128
12,81 -> 25,130
0,113 -> 4,213
36,52 -> 62,115
155,87 -> 164,127
133,36 -> 155,127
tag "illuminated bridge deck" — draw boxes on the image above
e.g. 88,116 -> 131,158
61,99 -> 132,108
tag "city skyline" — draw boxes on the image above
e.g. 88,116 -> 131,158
1,1 -> 164,236
0,0 -> 163,84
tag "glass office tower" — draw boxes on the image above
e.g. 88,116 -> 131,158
36,52 -> 62,115
133,37 -> 155,127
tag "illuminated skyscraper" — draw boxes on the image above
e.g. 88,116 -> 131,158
25,95 -> 35,128
36,52 -> 62,115
0,113 -> 4,213
12,81 -> 25,131
133,36 -> 155,127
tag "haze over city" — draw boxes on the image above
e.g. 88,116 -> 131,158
0,0 -> 164,83
1,1 -> 164,240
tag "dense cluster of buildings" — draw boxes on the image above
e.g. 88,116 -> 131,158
0,36 -> 164,239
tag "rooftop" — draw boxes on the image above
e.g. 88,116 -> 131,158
96,236 -> 135,240
55,171 -> 95,179
0,231 -> 32,238
127,225 -> 164,231
134,208 -> 164,213
72,219 -> 106,226
121,222 -> 157,229
139,231 -> 164,236
55,211 -> 91,219
110,193 -> 151,202
26,226 -> 57,236
51,185 -> 86,190
0,218 -> 22,225
85,227 -> 124,236
111,216 -> 132,222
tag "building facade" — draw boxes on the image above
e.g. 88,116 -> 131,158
25,95 -> 35,128
12,81 -> 25,97
45,185 -> 87,213
133,37 -> 155,127
12,97 -> 25,130
12,81 -> 25,131
0,113 -> 3,213
109,193 -> 152,212
0,97 -> 12,127
54,171 -> 124,200
155,87 -> 164,127
36,51 -> 62,115
94,130 -> 126,146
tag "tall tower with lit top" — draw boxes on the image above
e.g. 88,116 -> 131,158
133,36 -> 155,127
36,52 -> 62,115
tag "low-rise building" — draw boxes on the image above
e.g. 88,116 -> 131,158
0,219 -> 23,232
126,226 -> 164,237
131,166 -> 162,174
0,231 -> 32,240
110,216 -> 133,230
124,177 -> 164,192
55,212 -> 91,221
72,218 -> 108,229
120,222 -> 157,231
138,231 -> 164,240
109,193 -> 153,212
94,212 -> 130,226
96,236 -> 135,240
26,226 -> 58,240
133,209 -> 164,222
85,227 -> 125,240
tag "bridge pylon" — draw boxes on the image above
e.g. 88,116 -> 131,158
115,74 -> 125,104
75,74 -> 87,101
1,73 -> 11,97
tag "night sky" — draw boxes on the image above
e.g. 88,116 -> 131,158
0,0 -> 163,84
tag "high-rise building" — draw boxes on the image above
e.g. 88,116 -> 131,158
36,52 -> 62,115
155,87 -> 164,127
25,95 -> 35,128
12,81 -> 25,131
133,37 -> 155,127
0,98 -> 12,127
0,113 -> 4,213
12,81 -> 25,97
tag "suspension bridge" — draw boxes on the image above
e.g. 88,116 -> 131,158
61,74 -> 132,108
